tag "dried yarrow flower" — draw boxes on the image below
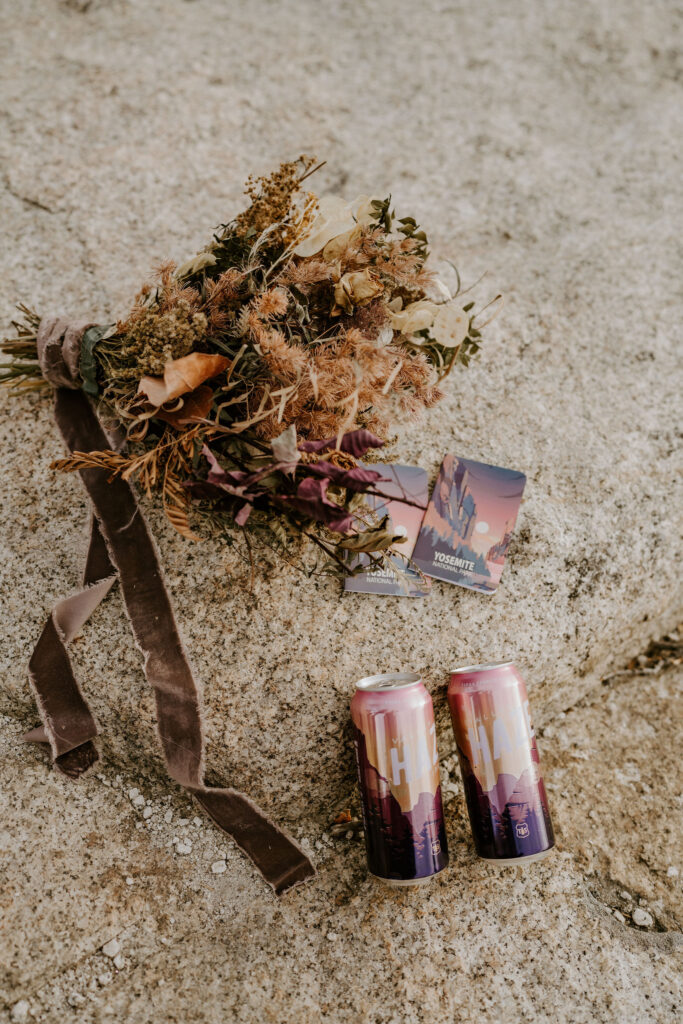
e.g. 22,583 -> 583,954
233,155 -> 319,249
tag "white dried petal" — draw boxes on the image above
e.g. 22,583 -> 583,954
294,193 -> 384,259
376,325 -> 394,346
428,276 -> 454,302
431,304 -> 470,348
353,195 -> 382,226
293,195 -> 356,257
322,226 -> 359,262
389,299 -> 438,335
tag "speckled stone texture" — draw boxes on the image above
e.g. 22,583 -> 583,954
1,663 -> 681,1022
0,1 -> 681,1021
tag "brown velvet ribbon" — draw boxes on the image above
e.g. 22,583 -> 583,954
24,319 -> 315,895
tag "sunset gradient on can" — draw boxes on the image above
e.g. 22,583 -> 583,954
448,662 -> 554,863
351,672 -> 449,884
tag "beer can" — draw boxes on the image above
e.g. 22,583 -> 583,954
448,662 -> 554,864
351,672 -> 449,885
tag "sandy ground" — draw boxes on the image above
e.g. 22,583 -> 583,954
0,1 -> 681,1021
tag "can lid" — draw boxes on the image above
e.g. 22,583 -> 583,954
450,661 -> 514,675
356,671 -> 421,692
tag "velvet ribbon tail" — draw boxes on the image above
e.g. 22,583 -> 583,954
24,387 -> 315,895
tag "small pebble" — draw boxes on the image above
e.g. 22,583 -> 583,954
620,891 -> 632,901
11,1002 -> 30,1023
176,841 -> 192,855
142,806 -> 153,819
125,877 -> 135,886
177,818 -> 190,827
102,938 -> 120,958
632,907 -> 653,928
666,866 -> 679,877
613,909 -> 625,923
211,860 -> 227,874
113,954 -> 126,970
164,810 -> 173,824
127,788 -> 139,800
326,932 -> 337,941
132,795 -> 146,808
193,817 -> 202,828
98,973 -> 113,987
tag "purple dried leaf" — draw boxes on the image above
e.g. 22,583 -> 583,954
202,445 -> 249,488
303,462 -> 389,493
298,429 -> 385,458
202,445 -> 297,493
277,476 -> 354,534
234,503 -> 252,526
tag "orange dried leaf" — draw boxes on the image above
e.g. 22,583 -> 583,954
137,353 -> 229,407
156,385 -> 214,428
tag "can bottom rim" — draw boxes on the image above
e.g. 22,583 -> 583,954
370,867 -> 447,887
479,846 -> 554,866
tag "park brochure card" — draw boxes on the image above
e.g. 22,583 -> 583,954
344,464 -> 431,597
412,455 -> 526,594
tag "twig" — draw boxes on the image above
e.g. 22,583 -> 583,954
297,160 -> 327,185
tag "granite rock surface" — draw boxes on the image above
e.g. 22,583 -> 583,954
1,660 -> 681,1023
0,1 -> 681,1020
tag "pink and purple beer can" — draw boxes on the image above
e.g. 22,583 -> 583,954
448,662 -> 554,863
351,672 -> 448,885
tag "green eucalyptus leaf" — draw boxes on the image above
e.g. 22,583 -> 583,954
79,323 -> 115,396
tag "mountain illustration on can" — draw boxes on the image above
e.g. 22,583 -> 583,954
351,672 -> 449,885
448,662 -> 554,864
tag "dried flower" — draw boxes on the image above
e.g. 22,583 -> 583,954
4,158 -> 494,575
388,298 -> 438,335
332,270 -> 384,315
293,195 -> 357,258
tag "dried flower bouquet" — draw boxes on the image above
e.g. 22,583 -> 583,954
2,157 -> 496,579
